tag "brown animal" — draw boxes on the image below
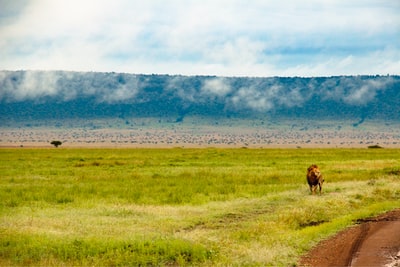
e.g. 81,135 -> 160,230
307,165 -> 324,195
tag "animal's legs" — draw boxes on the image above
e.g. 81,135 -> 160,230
310,185 -> 317,195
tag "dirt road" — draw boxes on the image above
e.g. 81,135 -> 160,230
299,209 -> 400,267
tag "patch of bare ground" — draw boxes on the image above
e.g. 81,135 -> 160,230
1,127 -> 400,148
299,209 -> 400,267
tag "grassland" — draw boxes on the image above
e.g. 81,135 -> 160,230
1,148 -> 399,266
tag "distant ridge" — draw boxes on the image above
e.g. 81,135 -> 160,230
1,71 -> 399,125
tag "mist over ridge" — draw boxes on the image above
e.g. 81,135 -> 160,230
1,70 -> 399,124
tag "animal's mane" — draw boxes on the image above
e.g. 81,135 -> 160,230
307,164 -> 319,172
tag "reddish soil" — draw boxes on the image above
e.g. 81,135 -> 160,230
299,209 -> 400,267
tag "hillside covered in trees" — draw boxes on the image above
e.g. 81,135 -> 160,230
1,71 -> 399,126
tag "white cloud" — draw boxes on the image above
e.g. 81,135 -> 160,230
0,0 -> 399,76
201,77 -> 231,97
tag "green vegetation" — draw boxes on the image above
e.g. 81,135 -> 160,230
2,72 -> 400,124
1,148 -> 399,266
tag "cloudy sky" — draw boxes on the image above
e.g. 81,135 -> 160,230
0,0 -> 399,77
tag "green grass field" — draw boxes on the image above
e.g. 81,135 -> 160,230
1,148 -> 399,266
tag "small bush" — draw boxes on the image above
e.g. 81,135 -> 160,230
367,144 -> 383,149
386,168 -> 400,176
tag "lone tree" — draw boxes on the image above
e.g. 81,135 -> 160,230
50,140 -> 62,148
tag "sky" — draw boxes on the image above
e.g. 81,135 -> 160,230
0,0 -> 399,77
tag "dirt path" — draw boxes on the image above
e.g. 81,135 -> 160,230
299,209 -> 400,267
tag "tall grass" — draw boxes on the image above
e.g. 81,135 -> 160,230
0,148 -> 399,266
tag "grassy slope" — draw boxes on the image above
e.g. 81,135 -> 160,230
0,148 -> 399,266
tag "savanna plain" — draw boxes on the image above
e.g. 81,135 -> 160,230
1,148 -> 399,266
